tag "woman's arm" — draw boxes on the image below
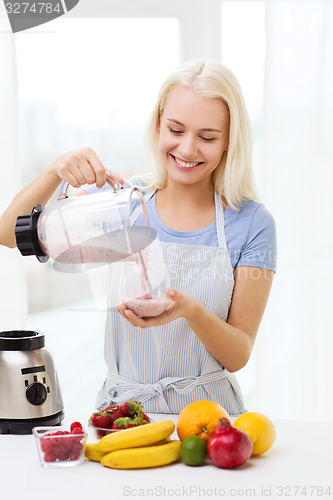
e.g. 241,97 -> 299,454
117,266 -> 274,373
185,266 -> 274,372
0,148 -> 124,248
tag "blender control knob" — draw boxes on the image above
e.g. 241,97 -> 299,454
26,382 -> 47,406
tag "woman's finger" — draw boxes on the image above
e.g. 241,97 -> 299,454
76,159 -> 99,185
80,149 -> 106,188
72,163 -> 89,186
62,170 -> 82,188
106,170 -> 125,188
84,148 -> 125,188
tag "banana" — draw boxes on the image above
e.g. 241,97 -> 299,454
84,438 -> 170,462
100,440 -> 181,469
95,420 -> 175,453
84,443 -> 107,462
150,437 -> 171,446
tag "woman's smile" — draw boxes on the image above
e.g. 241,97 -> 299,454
170,154 -> 204,170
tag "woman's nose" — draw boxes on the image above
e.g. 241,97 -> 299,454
178,134 -> 198,159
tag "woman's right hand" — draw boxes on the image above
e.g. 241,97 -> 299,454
49,147 -> 125,189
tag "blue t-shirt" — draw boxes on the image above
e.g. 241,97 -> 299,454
84,183 -> 277,272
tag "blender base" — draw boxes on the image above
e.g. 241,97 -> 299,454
0,410 -> 64,434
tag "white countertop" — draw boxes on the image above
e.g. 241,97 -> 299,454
1,412 -> 332,500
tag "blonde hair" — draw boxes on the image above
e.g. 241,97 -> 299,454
133,59 -> 259,210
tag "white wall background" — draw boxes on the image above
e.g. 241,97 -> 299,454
1,0 -> 332,421
0,5 -> 27,330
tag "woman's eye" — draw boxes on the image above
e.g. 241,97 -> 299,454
168,127 -> 216,142
169,127 -> 183,135
200,136 -> 216,142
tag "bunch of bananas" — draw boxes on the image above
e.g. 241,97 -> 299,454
85,419 -> 180,469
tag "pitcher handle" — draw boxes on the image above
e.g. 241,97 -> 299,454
57,174 -> 122,200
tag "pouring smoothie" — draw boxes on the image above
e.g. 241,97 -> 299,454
119,248 -> 171,317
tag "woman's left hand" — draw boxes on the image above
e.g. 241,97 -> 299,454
116,288 -> 196,327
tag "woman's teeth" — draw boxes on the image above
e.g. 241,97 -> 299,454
174,157 -> 200,168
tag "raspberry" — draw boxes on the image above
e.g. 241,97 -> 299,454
68,440 -> 82,461
71,435 -> 83,446
69,448 -> 81,461
70,421 -> 82,432
40,425 -> 84,462
53,443 -> 70,461
44,451 -> 57,462
71,427 -> 83,435
40,437 -> 52,453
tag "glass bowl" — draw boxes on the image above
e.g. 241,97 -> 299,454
88,423 -> 121,440
88,417 -> 154,440
33,426 -> 87,467
119,251 -> 171,318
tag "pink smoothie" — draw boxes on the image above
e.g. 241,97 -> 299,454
50,244 -> 129,264
122,293 -> 170,317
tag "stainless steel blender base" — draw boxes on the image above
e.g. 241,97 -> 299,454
0,410 -> 64,434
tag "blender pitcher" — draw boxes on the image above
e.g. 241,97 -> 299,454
15,182 -> 157,270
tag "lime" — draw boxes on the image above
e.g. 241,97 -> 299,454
179,436 -> 207,466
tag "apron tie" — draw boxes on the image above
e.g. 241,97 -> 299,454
103,370 -> 229,413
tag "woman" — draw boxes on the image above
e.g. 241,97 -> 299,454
0,59 -> 276,415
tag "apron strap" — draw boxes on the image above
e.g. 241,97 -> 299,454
130,188 -> 227,250
130,188 -> 156,227
214,190 -> 228,249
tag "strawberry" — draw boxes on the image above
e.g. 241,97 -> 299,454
103,405 -> 119,412
132,412 -> 150,426
119,400 -> 143,418
112,417 -> 137,429
108,409 -> 123,424
90,411 -> 112,429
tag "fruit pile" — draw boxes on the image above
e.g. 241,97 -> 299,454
89,400 -> 150,437
84,400 -> 276,470
177,401 -> 276,469
85,419 -> 180,469
40,421 -> 86,463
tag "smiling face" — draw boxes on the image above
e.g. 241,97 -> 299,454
158,85 -> 230,188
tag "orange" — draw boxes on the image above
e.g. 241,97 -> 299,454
177,400 -> 230,442
233,412 -> 276,455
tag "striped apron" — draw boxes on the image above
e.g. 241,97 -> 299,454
96,190 -> 246,416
